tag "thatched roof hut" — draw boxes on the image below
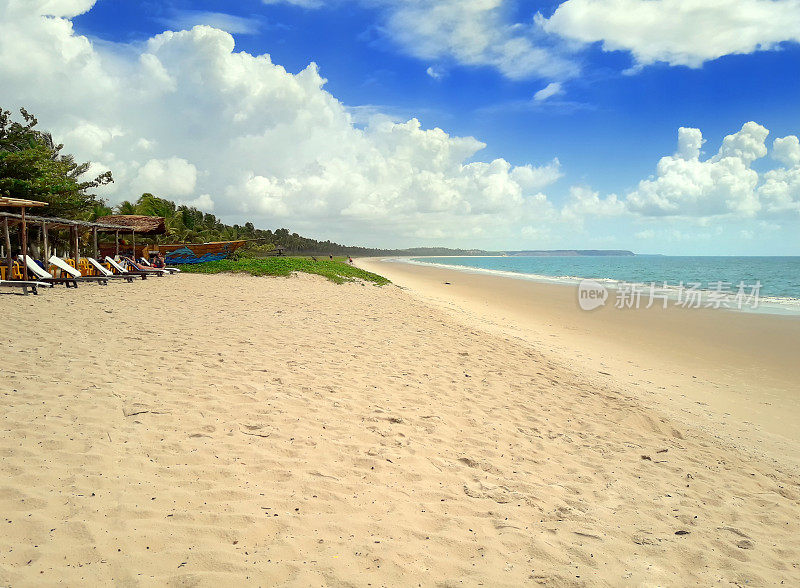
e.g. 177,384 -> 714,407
95,215 -> 166,234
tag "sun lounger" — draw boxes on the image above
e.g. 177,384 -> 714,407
87,257 -> 135,282
105,256 -> 149,279
0,279 -> 51,295
120,256 -> 167,276
19,255 -> 79,287
48,256 -> 109,285
138,257 -> 180,274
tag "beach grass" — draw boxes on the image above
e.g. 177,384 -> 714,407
180,257 -> 390,285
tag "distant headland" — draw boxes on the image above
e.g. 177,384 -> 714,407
504,250 -> 635,257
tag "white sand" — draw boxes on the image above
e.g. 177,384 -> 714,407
1,271 -> 798,586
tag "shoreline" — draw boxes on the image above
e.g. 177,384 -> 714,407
357,257 -> 800,467
395,256 -> 800,316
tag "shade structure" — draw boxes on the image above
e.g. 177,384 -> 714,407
95,215 -> 166,235
0,197 -> 47,281
0,197 -> 48,208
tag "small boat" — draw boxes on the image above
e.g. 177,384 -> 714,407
145,240 -> 247,265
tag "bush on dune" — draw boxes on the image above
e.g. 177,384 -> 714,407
181,257 -> 390,285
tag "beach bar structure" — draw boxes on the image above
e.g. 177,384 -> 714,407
95,215 -> 167,258
0,208 -> 142,280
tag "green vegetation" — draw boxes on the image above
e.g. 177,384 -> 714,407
0,108 -> 113,218
181,257 -> 390,285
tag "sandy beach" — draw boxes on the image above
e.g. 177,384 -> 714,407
2,270 -> 799,586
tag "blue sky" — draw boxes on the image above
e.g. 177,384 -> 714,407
2,0 -> 799,253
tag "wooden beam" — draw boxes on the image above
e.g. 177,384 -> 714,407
92,227 -> 98,258
41,221 -> 49,261
3,216 -> 11,279
115,231 -> 119,256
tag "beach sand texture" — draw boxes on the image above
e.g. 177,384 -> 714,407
1,272 -> 798,586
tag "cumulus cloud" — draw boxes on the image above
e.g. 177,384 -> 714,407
541,0 -> 800,69
132,158 -> 198,198
559,122 -> 800,228
626,123 -> 768,217
612,123 -> 800,221
561,185 -> 626,221
758,136 -> 800,215
0,1 -> 564,246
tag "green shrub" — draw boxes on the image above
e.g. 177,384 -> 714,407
181,257 -> 390,285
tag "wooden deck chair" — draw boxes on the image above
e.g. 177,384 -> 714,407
138,257 -> 180,274
19,255 -> 79,288
87,257 -> 135,282
120,256 -> 167,276
0,279 -> 52,295
105,256 -> 149,279
48,256 -> 109,285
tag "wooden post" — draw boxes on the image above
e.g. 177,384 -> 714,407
92,227 -> 98,259
3,216 -> 11,279
132,230 -> 135,260
71,226 -> 79,264
21,206 -> 28,281
41,221 -> 49,262
115,231 -> 119,257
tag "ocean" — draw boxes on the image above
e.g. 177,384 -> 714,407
407,256 -> 800,315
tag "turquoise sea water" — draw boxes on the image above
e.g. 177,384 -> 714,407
408,256 -> 800,314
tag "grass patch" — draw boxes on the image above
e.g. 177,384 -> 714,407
180,257 -> 390,285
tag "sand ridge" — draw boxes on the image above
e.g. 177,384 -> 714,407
1,273 -> 798,586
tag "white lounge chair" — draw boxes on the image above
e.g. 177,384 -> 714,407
138,257 -> 180,274
120,256 -> 167,276
0,279 -> 51,295
48,256 -> 108,285
87,257 -> 135,282
105,256 -> 149,279
19,255 -> 78,287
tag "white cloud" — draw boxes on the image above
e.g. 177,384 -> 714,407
7,0 -> 95,18
133,158 -> 198,197
159,10 -> 262,35
561,185 -> 626,221
259,0 -> 800,81
425,66 -> 444,80
626,123 -> 767,217
262,0 -> 322,7
773,135 -> 800,168
376,0 -> 577,80
541,0 -> 800,69
510,159 -> 562,191
0,2 -> 564,246
610,124 -> 800,222
533,82 -> 563,102
179,193 -> 215,212
758,135 -> 800,214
